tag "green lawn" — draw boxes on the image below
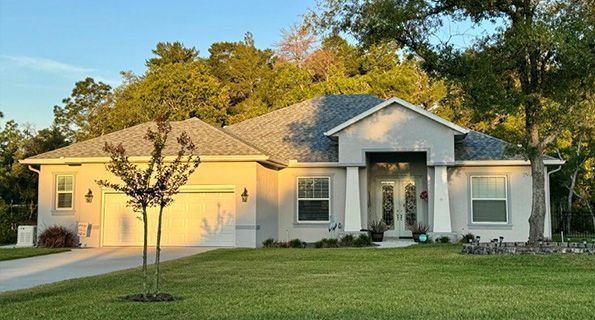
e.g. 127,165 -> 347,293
0,247 -> 70,261
1,245 -> 594,320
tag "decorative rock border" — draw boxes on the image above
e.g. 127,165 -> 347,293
462,242 -> 595,255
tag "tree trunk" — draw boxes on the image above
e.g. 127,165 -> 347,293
153,205 -> 164,293
528,152 -> 547,244
141,206 -> 149,296
526,97 -> 547,245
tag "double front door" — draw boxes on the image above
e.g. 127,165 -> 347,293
377,177 -> 421,238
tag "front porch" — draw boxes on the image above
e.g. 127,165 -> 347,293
343,152 -> 454,239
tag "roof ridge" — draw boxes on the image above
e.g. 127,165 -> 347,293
29,121 -> 154,159
468,130 -> 509,144
188,117 -> 267,156
225,94 -> 381,129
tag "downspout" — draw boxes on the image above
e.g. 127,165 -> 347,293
27,165 -> 41,175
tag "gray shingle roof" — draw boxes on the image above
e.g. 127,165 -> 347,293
27,94 -> 541,164
27,118 -> 264,159
455,131 -> 523,161
224,94 -> 384,162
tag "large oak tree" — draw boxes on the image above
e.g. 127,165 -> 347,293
313,0 -> 594,242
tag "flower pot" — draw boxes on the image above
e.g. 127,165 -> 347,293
370,232 -> 384,242
412,232 -> 423,242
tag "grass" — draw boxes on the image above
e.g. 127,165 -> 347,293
1,245 -> 594,319
0,247 -> 70,261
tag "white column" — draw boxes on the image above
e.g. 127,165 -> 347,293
432,165 -> 452,233
344,166 -> 362,232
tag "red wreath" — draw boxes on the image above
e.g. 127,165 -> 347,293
420,191 -> 428,201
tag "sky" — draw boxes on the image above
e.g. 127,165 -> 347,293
0,0 -> 314,128
0,0 -> 499,129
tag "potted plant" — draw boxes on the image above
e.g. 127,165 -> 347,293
368,220 -> 389,242
411,222 -> 429,242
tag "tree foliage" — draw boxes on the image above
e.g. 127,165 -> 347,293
313,0 -> 594,242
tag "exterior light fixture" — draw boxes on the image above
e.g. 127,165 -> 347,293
84,189 -> 94,203
241,188 -> 249,202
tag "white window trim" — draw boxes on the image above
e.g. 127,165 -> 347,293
55,174 -> 74,211
296,176 -> 331,223
470,175 -> 508,224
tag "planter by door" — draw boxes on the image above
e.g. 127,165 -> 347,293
412,232 -> 427,242
371,232 -> 384,242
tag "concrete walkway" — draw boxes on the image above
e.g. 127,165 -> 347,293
0,247 -> 215,292
373,240 -> 417,248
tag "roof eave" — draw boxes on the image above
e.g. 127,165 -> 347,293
19,154 -> 273,165
453,159 -> 565,166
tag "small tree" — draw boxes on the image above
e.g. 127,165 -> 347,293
97,140 -> 157,297
147,121 -> 200,293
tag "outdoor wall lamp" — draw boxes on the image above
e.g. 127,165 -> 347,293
241,188 -> 249,202
84,189 -> 94,203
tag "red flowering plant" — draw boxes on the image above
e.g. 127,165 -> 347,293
420,191 -> 428,201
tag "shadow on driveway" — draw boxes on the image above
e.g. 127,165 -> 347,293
0,247 -> 215,292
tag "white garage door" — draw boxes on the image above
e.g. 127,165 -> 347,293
102,189 -> 235,247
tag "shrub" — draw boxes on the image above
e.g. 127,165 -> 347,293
460,233 -> 475,243
314,238 -> 339,248
288,238 -> 305,248
38,225 -> 77,248
412,222 -> 429,234
353,234 -> 372,247
262,238 -> 276,248
339,234 -> 354,247
436,236 -> 451,244
368,220 -> 389,233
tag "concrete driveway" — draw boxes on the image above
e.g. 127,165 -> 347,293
0,247 -> 215,292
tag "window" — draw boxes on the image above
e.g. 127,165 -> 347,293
471,176 -> 508,223
56,175 -> 74,210
297,177 -> 330,222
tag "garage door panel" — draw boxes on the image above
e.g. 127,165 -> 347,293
103,190 -> 235,247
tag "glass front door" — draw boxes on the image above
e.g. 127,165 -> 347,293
378,177 -> 419,238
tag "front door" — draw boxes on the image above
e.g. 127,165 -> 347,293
378,177 -> 420,238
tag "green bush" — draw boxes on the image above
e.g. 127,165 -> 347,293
288,238 -> 305,248
460,233 -> 475,243
339,234 -> 354,247
262,238 -> 276,248
314,238 -> 339,248
353,234 -> 372,247
38,225 -> 77,248
436,236 -> 451,244
262,238 -> 304,248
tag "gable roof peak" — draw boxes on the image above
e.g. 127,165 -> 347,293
324,96 -> 470,136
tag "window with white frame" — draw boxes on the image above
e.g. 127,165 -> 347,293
297,177 -> 330,222
55,175 -> 74,210
471,176 -> 508,223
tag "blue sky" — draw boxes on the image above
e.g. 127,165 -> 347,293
0,0 -> 498,129
0,0 -> 314,128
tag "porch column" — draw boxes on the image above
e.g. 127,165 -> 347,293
432,165 -> 452,233
344,166 -> 362,232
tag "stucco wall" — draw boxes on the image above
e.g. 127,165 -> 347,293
448,165 -> 534,242
336,104 -> 459,164
36,161 -> 260,247
255,163 -> 279,246
277,167 -> 346,242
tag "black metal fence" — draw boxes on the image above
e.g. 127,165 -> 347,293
551,211 -> 595,241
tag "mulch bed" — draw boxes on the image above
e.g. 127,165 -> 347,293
125,293 -> 175,302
